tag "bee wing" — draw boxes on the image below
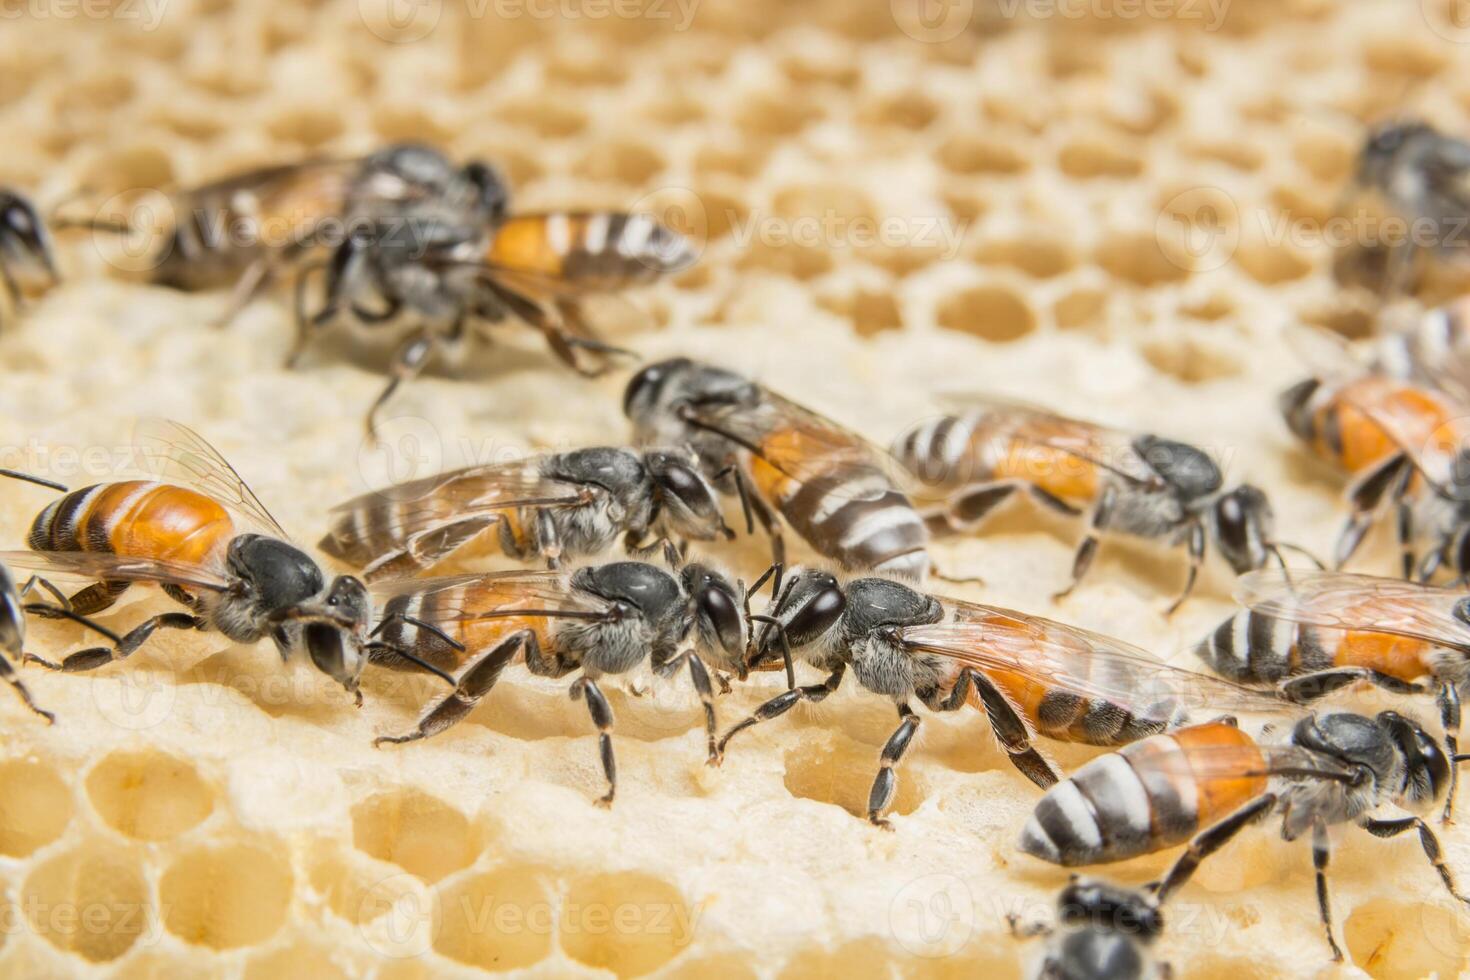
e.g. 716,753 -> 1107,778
687,389 -> 911,488
934,396 -> 1163,490
131,419 -> 292,542
899,602 -> 1290,718
0,549 -> 230,592
1118,738 -> 1358,784
480,212 -> 697,297
1418,135 -> 1470,222
370,569 -> 607,622
1334,379 -> 1470,492
1235,569 -> 1470,649
1282,321 -> 1370,380
323,459 -> 587,571
176,157 -> 359,239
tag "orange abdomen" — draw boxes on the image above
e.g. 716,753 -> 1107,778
990,440 -> 1099,502
30,480 -> 234,566
1330,630 -> 1432,683
1167,722 -> 1268,825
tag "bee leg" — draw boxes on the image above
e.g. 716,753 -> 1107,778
966,669 -> 1059,789
571,676 -> 618,807
1310,818 -> 1344,962
1162,521 -> 1205,617
1151,793 -> 1278,905
17,575 -> 71,610
1360,813 -> 1470,908
867,704 -> 920,829
713,663 -> 847,765
742,475 -> 786,570
0,653 -> 52,723
287,259 -> 331,368
374,629 -> 530,747
1277,667 -> 1428,704
24,612 -> 205,672
211,257 -> 275,329
365,331 -> 437,443
1054,484 -> 1116,602
1336,453 -> 1408,569
1438,683 -> 1461,823
534,508 -> 563,568
0,259 -> 22,325
678,653 -> 719,764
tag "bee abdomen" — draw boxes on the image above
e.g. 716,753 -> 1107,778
1193,610 -> 1307,684
783,469 -> 929,579
29,480 -> 232,563
1020,748 -> 1182,866
891,414 -> 981,493
1035,689 -> 1170,746
374,592 -> 465,674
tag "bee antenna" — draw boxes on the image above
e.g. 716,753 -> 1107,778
1270,541 -> 1325,570
746,613 -> 796,690
1453,754 -> 1470,764
0,469 -> 67,493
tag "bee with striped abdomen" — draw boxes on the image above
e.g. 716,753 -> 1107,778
371,559 -> 753,807
148,143 -> 502,323
0,421 -> 453,702
623,358 -> 931,581
1009,877 -> 1168,980
1198,568 -> 1470,819
716,568 -> 1284,826
892,400 -> 1286,613
1019,711 -> 1466,963
320,446 -> 732,581
306,207 -> 695,438
0,188 -> 60,326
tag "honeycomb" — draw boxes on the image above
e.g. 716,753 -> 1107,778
1,0 -> 1469,976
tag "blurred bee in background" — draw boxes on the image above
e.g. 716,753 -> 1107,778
624,358 -> 931,581
1019,711 -> 1466,963
371,558 -> 754,806
1342,119 -> 1470,299
321,446 -> 733,581
146,143 -> 503,327
304,203 -> 695,438
892,400 -> 1292,613
0,421 -> 452,702
1279,364 -> 1470,579
717,568 -> 1286,826
0,189 -> 60,325
1009,877 -> 1169,980
1199,568 -> 1470,819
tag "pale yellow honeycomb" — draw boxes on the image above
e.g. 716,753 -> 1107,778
0,0 -> 1469,977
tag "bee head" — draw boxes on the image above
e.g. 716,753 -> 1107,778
1277,377 -> 1322,444
301,575 -> 372,694
753,568 -> 846,666
1210,483 -> 1275,574
644,450 -> 733,541
462,160 -> 509,223
680,563 -> 747,668
1056,877 -> 1163,941
1378,710 -> 1453,810
0,190 -> 58,287
1358,119 -> 1438,187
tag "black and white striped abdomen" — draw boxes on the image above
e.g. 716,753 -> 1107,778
778,467 -> 930,580
1192,610 -> 1331,684
891,412 -> 990,496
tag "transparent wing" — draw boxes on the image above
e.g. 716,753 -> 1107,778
370,568 -> 606,622
1235,569 -> 1470,649
132,419 -> 290,541
934,396 -> 1163,489
1121,737 -> 1359,784
324,458 -> 586,563
1335,380 -> 1468,491
900,601 -> 1292,718
1282,322 -> 1371,380
0,549 -> 230,592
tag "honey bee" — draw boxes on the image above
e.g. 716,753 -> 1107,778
320,446 -> 732,581
0,188 -> 59,324
0,421 -> 453,701
623,358 -> 931,581
1279,369 -> 1470,578
1019,711 -> 1465,963
1348,119 -> 1470,297
306,207 -> 695,438
1370,297 -> 1470,402
370,559 -> 753,807
892,400 -> 1286,613
1198,567 -> 1470,819
1009,877 -> 1167,980
140,142 -> 501,337
717,568 -> 1285,826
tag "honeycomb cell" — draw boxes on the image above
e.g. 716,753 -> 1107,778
560,872 -> 695,978
860,91 -> 939,131
1094,231 -> 1192,287
1058,140 -> 1144,179
738,241 -> 833,281
1361,36 -> 1447,78
242,942 -> 349,980
974,237 -> 1077,279
497,98 -> 587,138
110,951 -> 218,980
782,738 -> 926,819
266,107 -> 345,147
1182,140 -> 1264,172
736,95 -> 821,137
310,849 -> 423,926
1292,133 -> 1353,183
0,759 -> 71,857
694,142 -> 768,179
936,285 -> 1036,343
938,134 -> 1029,176
85,749 -> 214,842
351,789 -> 478,884
159,842 -> 293,949
576,141 -> 666,187
819,289 -> 903,337
660,954 -> 760,980
1053,288 -> 1108,332
1234,240 -> 1312,285
1343,897 -> 1469,980
21,845 -> 149,962
433,864 -> 557,970
1140,336 -> 1243,384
